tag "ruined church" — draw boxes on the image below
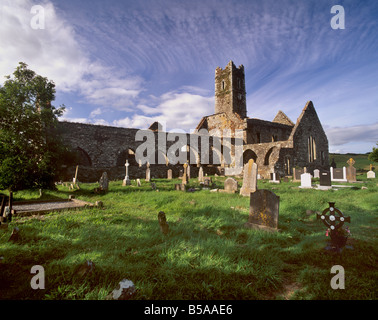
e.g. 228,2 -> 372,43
58,60 -> 329,182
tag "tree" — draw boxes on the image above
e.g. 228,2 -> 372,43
0,62 -> 70,191
368,142 -> 378,164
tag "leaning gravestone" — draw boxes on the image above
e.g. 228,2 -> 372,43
224,177 -> 238,193
240,159 -> 258,197
300,173 -> 312,188
319,170 -> 331,187
99,172 -> 109,192
346,158 -> 356,182
245,189 -> 280,232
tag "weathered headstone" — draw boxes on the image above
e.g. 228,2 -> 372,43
224,177 -> 238,193
158,211 -> 169,235
240,159 -> 258,197
245,189 -> 280,232
313,169 -> 320,178
300,173 -> 312,188
175,184 -> 185,191
182,163 -> 188,185
319,170 -> 331,187
136,178 -> 141,187
198,166 -> 204,182
167,169 -> 172,180
186,163 -> 191,180
145,163 -> 151,182
99,172 -> 109,191
346,158 -> 356,182
293,168 -> 304,181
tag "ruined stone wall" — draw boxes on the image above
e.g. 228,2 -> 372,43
289,101 -> 329,173
245,119 -> 293,144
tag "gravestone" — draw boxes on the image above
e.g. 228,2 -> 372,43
186,163 -> 191,180
167,169 -> 172,180
145,163 -> 151,182
313,169 -> 320,178
182,163 -> 188,185
136,179 -> 141,187
198,166 -> 204,182
175,184 -> 185,191
224,177 -> 238,193
300,173 -> 312,188
293,168 -> 304,181
367,170 -> 375,179
269,172 -> 280,184
99,172 -> 109,191
240,159 -> 258,197
316,202 -> 351,251
203,177 -> 212,188
346,158 -> 356,182
245,189 -> 280,232
158,211 -> 169,235
319,170 -> 331,186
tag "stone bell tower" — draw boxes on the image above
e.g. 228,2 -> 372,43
215,60 -> 247,119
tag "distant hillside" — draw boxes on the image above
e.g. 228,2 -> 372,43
329,153 -> 372,172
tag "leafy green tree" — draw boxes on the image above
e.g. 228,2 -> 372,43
0,62 -> 70,191
368,142 -> 378,164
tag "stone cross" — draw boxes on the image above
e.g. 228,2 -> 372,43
346,158 -> 356,182
317,202 -> 350,232
240,159 -> 258,197
122,160 -> 131,186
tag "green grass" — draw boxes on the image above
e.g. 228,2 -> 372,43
1,173 -> 377,300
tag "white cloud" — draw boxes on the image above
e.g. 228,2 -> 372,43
0,0 -> 142,110
113,89 -> 214,131
325,123 -> 378,146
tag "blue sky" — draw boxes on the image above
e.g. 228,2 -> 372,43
1,0 -> 377,153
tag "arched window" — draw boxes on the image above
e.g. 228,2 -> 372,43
308,136 -> 316,162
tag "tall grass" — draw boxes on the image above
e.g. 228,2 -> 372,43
0,175 -> 377,300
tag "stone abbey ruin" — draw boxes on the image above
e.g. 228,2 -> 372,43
58,60 -> 329,182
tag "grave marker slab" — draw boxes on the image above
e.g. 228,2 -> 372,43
240,159 -> 258,197
313,169 -> 320,178
224,177 -> 238,193
167,169 -> 172,180
319,170 -> 331,187
367,171 -> 375,179
245,189 -> 279,232
300,173 -> 312,188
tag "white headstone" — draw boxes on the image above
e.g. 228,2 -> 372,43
313,169 -> 320,178
367,171 -> 375,179
300,173 -> 312,188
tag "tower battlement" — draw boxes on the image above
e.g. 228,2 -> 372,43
215,61 -> 247,119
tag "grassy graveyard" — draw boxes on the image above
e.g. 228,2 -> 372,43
0,170 -> 377,300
